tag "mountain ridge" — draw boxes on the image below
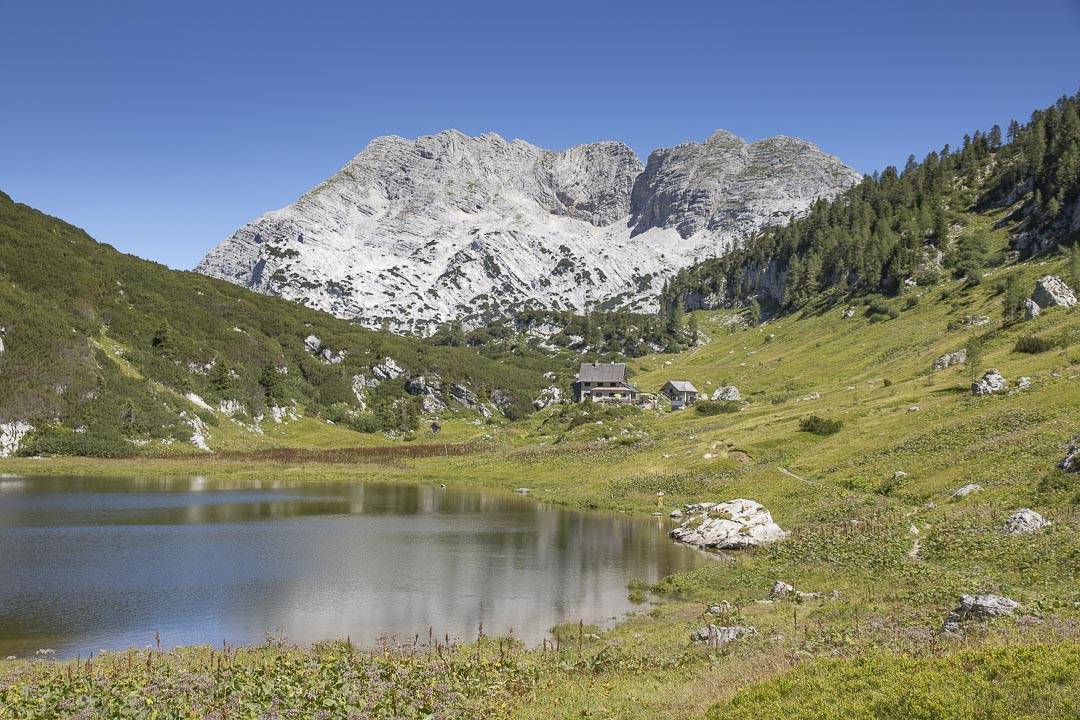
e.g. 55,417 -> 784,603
197,128 -> 859,333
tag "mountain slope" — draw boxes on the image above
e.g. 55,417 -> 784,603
197,129 -> 859,333
663,91 -> 1080,316
0,191 -> 554,456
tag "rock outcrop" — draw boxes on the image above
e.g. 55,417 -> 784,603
198,129 -> 858,333
670,499 -> 787,549
933,349 -> 967,371
943,594 -> 1020,633
0,421 -> 32,457
1031,275 -> 1077,309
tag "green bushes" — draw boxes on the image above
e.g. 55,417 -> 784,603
1014,333 -> 1060,354
799,415 -> 843,436
19,426 -> 139,458
695,400 -> 740,416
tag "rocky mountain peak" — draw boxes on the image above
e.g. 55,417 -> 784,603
197,128 -> 858,333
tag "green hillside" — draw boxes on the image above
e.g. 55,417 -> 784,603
0,191 -> 555,456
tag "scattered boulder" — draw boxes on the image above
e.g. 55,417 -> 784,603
842,307 -> 855,319
1004,508 -> 1050,535
962,315 -> 990,328
303,334 -> 322,353
320,347 -> 345,364
706,601 -> 732,615
893,470 -> 909,480
0,421 -> 33,458
691,625 -> 756,646
1017,376 -> 1032,390
971,370 -> 1007,396
908,405 -> 921,413
770,581 -> 795,599
943,594 -> 1020,633
670,499 -> 787,549
1023,299 -> 1041,320
0,326 -> 6,354
669,509 -> 683,519
1060,437 -> 1080,473
712,385 -> 741,402
933,349 -> 967,371
514,487 -> 530,495
952,483 -> 981,499
1031,275 -> 1077,308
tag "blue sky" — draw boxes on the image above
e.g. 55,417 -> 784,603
2,0 -> 1079,270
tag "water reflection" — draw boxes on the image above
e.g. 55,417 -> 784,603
0,476 -> 706,657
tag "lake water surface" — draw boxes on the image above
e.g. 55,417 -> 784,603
0,475 -> 705,657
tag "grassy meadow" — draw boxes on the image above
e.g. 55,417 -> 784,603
2,247 -> 1079,718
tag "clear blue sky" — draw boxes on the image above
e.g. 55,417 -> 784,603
2,0 -> 1079,270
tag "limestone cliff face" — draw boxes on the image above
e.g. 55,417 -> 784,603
197,129 -> 859,333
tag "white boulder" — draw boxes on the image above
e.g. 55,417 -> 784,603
1060,437 -> 1080,473
1004,508 -> 1050,535
952,483 -> 981,499
670,499 -> 787,549
691,625 -> 756,646
972,370 -> 1007,396
933,349 -> 967,371
1023,299 -> 1041,320
1031,275 -> 1077,308
532,385 -> 563,409
943,594 -> 1020,633
711,385 -> 741,401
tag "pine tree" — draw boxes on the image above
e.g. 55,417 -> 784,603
748,298 -> 761,325
1002,274 -> 1026,324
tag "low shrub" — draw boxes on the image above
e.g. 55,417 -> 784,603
799,415 -> 843,436
695,400 -> 741,416
1014,334 -> 1059,354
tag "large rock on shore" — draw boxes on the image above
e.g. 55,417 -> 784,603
670,499 -> 786,549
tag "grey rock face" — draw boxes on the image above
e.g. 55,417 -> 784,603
1004,508 -> 1050,535
198,129 -> 859,333
943,594 -> 1020,633
972,371 -> 1007,396
711,385 -> 741,401
670,499 -> 787,549
630,130 -> 859,239
933,349 -> 967,371
1031,275 -> 1077,308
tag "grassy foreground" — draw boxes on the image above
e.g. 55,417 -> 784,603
2,253 -> 1080,718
